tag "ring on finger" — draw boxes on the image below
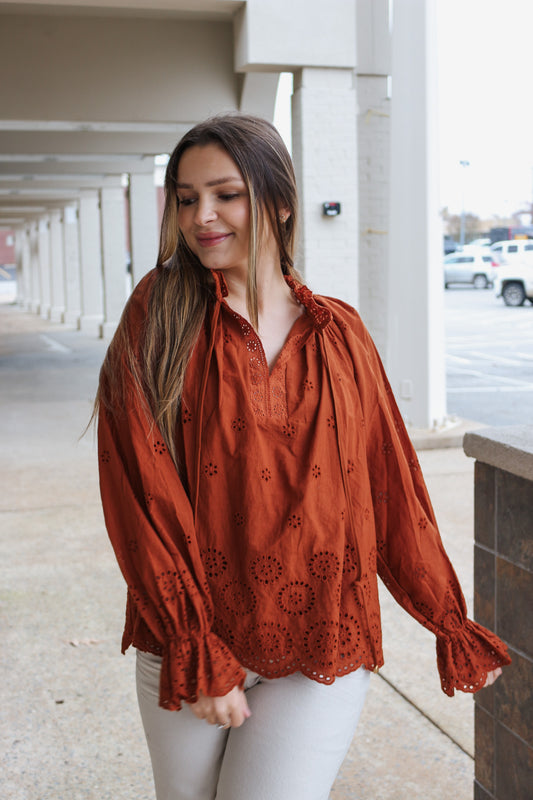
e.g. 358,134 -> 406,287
216,721 -> 230,730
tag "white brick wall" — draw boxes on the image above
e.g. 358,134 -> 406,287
291,67 -> 359,307
357,75 -> 390,358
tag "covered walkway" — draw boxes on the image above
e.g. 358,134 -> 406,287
1,0 -> 446,430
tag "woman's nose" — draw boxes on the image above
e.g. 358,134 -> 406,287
194,197 -> 217,225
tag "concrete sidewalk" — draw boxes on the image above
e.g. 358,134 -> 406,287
0,302 -> 481,799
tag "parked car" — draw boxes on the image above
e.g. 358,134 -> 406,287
466,237 -> 491,248
444,251 -> 497,289
493,262 -> 533,306
490,239 -> 533,264
443,235 -> 459,255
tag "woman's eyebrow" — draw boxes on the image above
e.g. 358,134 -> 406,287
176,177 -> 244,189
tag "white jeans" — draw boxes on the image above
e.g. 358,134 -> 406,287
136,650 -> 370,800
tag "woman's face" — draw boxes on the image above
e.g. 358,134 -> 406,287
176,143 -> 252,276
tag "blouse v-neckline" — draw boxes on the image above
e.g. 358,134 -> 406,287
212,269 -> 332,377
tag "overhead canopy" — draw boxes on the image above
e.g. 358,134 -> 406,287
0,0 -> 245,225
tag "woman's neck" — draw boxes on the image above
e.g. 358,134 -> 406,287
221,259 -> 293,321
220,259 -> 303,369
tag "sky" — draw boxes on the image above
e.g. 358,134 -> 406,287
275,0 -> 533,221
437,0 -> 533,219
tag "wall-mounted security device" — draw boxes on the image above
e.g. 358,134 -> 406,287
322,202 -> 341,216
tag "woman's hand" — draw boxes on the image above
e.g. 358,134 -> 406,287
482,667 -> 502,688
187,685 -> 252,729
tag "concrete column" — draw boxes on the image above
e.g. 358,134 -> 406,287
386,0 -> 446,429
78,189 -> 104,337
49,209 -> 66,323
13,227 -> 24,306
356,0 -> 392,358
357,75 -> 390,357
63,203 -> 81,327
128,172 -> 158,286
37,215 -> 51,319
291,67 -> 359,306
239,72 -> 280,119
100,184 -> 128,339
19,226 -> 32,309
29,221 -> 41,314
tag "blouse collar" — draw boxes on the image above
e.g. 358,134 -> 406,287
212,270 -> 332,331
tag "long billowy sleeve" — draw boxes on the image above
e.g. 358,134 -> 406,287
358,327 -> 511,696
97,283 -> 245,711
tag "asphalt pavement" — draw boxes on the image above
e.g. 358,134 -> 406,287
1,299 -> 488,800
445,286 -> 533,426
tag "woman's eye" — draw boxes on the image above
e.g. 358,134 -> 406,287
178,197 -> 196,207
219,193 -> 240,202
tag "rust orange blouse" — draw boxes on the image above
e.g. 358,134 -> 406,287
98,267 -> 510,710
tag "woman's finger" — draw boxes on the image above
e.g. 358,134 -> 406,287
483,667 -> 502,687
187,686 -> 252,728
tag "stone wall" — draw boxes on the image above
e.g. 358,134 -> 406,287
463,426 -> 533,800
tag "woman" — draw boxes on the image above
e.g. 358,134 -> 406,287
97,114 -> 510,800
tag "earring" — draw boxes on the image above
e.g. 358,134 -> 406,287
279,214 -> 287,223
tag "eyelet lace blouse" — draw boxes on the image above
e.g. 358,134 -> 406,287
97,266 -> 510,710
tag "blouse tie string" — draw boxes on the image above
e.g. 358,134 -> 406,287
192,297 -> 221,525
319,331 -> 379,666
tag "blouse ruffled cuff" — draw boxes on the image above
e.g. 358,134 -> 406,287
436,618 -> 512,696
158,632 -> 246,711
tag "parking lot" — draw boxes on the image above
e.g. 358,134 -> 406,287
445,286 -> 533,426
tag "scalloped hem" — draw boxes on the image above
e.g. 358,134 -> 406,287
226,644 -> 385,685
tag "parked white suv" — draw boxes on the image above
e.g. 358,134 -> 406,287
443,250 -> 496,289
490,239 -> 533,263
494,262 -> 533,306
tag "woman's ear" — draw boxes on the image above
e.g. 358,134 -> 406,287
278,208 -> 291,224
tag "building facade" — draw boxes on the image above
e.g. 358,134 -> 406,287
0,0 -> 445,429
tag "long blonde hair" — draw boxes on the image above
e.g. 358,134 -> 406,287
97,113 -> 299,464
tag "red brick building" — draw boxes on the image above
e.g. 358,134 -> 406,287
0,230 -> 15,266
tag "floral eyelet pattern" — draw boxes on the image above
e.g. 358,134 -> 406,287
303,620 -> 338,665
250,554 -> 283,585
375,491 -> 389,505
231,417 -> 247,432
338,615 -> 362,661
277,582 -> 316,615
220,580 -> 257,615
248,621 -> 293,663
343,543 -> 359,579
282,423 -> 296,438
308,551 -> 341,582
201,547 -> 228,580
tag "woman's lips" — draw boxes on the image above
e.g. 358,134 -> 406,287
196,233 -> 231,247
